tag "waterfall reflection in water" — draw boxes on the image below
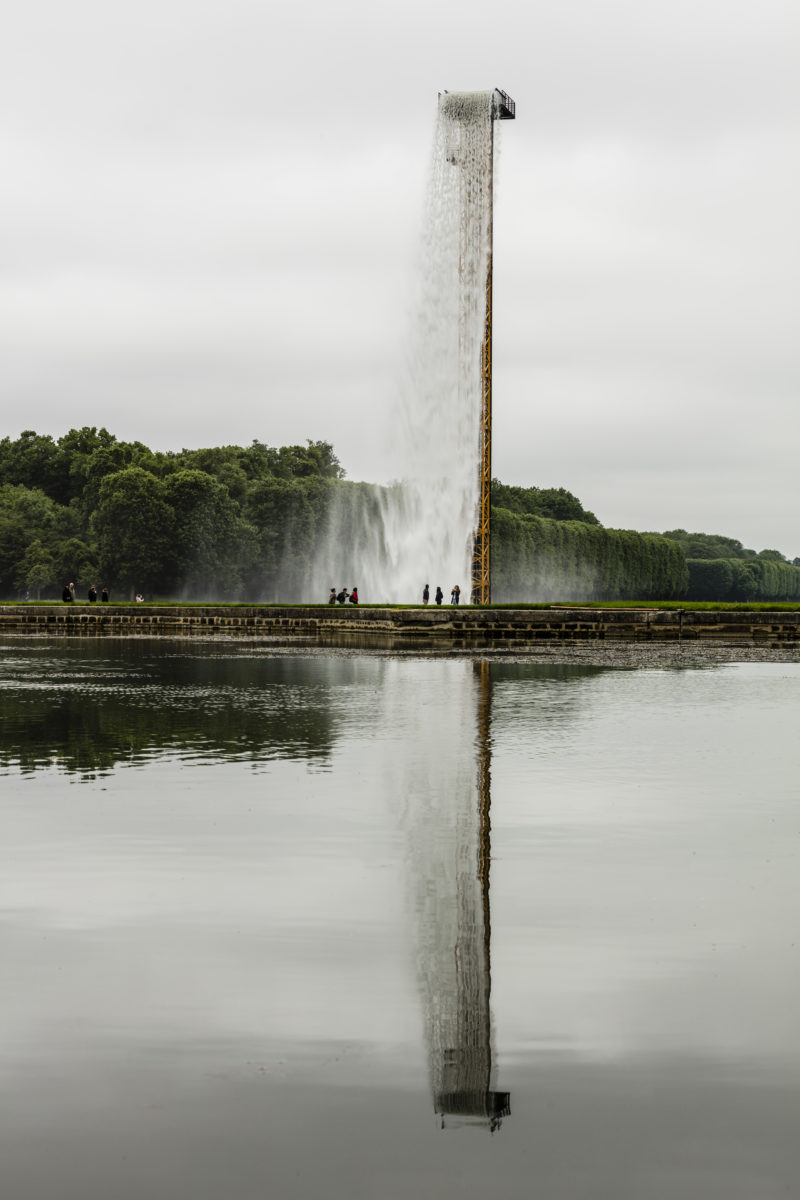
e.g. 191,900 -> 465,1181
392,659 -> 509,1129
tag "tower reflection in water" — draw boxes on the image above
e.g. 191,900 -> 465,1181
404,659 -> 510,1131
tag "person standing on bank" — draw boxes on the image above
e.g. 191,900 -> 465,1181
349,587 -> 359,604
336,588 -> 348,604
88,584 -> 97,603
435,586 -> 443,606
328,588 -> 337,604
452,584 -> 460,605
422,584 -> 430,605
101,587 -> 109,602
62,583 -> 72,603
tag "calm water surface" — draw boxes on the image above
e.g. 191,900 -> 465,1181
1,640 -> 799,1199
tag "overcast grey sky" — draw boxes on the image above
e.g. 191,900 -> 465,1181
2,0 -> 798,555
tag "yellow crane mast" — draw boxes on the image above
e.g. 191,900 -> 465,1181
471,89 -> 514,606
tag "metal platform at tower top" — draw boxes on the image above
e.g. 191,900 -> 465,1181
492,88 -> 515,120
439,88 -> 516,121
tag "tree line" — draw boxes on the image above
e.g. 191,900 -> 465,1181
1,428 -> 798,602
659,530 -> 800,602
0,428 -> 345,599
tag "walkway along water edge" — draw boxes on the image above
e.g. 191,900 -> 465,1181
1,604 -> 799,649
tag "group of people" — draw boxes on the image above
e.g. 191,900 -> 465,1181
422,584 -> 460,606
329,587 -> 359,605
62,583 -> 109,603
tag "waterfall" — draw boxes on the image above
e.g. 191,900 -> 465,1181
306,92 -> 497,605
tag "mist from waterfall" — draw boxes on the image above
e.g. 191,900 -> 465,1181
309,92 -> 496,604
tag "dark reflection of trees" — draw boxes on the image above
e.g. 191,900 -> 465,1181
488,662 -> 605,683
0,640 -> 355,778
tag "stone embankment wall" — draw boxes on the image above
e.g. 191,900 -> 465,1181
0,604 -> 798,647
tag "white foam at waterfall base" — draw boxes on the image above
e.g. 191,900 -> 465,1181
308,92 -> 497,605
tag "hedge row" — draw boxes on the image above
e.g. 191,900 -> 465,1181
491,509 -> 689,602
686,558 -> 800,601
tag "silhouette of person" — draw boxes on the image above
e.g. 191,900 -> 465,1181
435,586 -> 443,606
349,587 -> 359,604
422,584 -> 430,605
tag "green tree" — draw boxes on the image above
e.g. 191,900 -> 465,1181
53,538 -> 99,592
0,484 -> 68,598
241,439 -> 281,481
78,442 -> 139,512
92,468 -> 175,595
0,481 -> 60,532
273,440 -> 345,481
0,510 -> 29,593
661,530 -> 756,560
54,427 -> 117,502
492,479 -> 600,524
14,539 -> 57,599
163,469 -> 258,596
0,431 -> 61,499
244,478 -> 315,598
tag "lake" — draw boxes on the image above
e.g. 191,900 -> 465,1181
2,639 -> 799,1199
